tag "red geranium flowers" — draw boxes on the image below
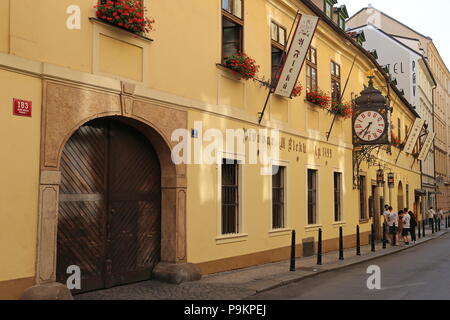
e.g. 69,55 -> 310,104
306,88 -> 331,108
223,52 -> 260,80
94,0 -> 155,35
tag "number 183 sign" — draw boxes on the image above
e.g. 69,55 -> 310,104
13,99 -> 32,117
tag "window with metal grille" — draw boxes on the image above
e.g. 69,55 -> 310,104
359,175 -> 367,220
272,166 -> 285,229
308,169 -> 318,225
222,0 -> 243,62
221,159 -> 239,235
334,172 -> 342,222
306,47 -> 318,92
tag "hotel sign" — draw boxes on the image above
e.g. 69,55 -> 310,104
274,14 -> 319,98
418,132 -> 435,161
403,118 -> 425,154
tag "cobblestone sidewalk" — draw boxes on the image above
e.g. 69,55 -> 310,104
76,228 -> 448,300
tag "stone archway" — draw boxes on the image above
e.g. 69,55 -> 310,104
29,81 -> 198,297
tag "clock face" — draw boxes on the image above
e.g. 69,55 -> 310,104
354,110 -> 386,142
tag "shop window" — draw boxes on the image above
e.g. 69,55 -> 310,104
334,172 -> 343,222
222,0 -> 244,62
308,169 -> 318,225
306,47 -> 318,92
221,159 -> 240,235
272,166 -> 286,229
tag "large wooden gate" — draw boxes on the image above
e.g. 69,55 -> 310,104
56,118 -> 161,293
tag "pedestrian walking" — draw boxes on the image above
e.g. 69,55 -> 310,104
386,206 -> 398,246
438,209 -> 444,227
397,210 -> 404,243
383,204 -> 390,244
409,211 -> 417,244
427,207 -> 435,226
402,211 -> 411,245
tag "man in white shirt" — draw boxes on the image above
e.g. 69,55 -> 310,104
428,207 -> 435,227
402,211 -> 411,245
387,206 -> 399,245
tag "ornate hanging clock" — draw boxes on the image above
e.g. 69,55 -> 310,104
352,75 -> 391,146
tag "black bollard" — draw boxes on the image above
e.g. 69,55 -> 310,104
290,230 -> 296,272
418,221 -> 421,239
438,219 -> 441,232
317,229 -> 322,265
432,219 -> 435,234
446,217 -> 448,229
393,223 -> 397,246
382,223 -> 387,249
423,219 -> 426,237
339,227 -> 344,260
356,225 -> 361,255
371,224 -> 376,252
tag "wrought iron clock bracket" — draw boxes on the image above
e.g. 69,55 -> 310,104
353,145 -> 390,189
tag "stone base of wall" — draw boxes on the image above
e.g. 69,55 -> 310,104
0,277 -> 35,300
197,232 -> 370,275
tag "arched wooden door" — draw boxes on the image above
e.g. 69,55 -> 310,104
56,118 -> 161,294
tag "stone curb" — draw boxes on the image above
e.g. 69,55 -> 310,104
245,230 -> 449,297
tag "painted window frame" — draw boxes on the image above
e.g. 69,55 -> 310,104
331,60 -> 341,103
271,164 -> 288,231
333,171 -> 343,222
306,47 -> 318,92
217,152 -> 246,238
359,174 -> 368,220
221,0 -> 244,63
307,167 -> 319,226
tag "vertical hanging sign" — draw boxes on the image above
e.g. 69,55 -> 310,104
274,14 -> 319,98
403,118 -> 425,154
418,132 -> 435,161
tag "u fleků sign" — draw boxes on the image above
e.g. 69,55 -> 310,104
13,99 -> 32,117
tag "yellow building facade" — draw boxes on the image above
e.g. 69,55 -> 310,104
0,0 -> 421,299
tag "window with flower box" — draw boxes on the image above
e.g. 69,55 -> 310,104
222,0 -> 244,63
331,61 -> 341,103
306,47 -> 318,92
271,21 -> 286,84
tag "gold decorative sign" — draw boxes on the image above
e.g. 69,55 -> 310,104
418,132 -> 435,161
403,118 -> 425,154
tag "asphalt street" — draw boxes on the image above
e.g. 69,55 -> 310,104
252,233 -> 450,300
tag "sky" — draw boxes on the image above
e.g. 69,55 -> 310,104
343,0 -> 450,70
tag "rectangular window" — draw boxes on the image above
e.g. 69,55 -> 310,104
359,175 -> 367,220
272,166 -> 286,229
221,159 -> 239,235
308,169 -> 318,225
324,1 -> 333,18
222,0 -> 244,62
331,61 -> 341,103
338,16 -> 345,30
397,118 -> 402,142
271,22 -> 286,84
334,172 -> 342,222
306,47 -> 318,92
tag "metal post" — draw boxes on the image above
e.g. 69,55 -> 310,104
356,225 -> 361,256
393,223 -> 396,246
382,223 -> 387,249
339,227 -> 344,260
290,230 -> 296,272
418,221 -> 421,239
317,229 -> 322,265
438,219 -> 441,232
371,224 -> 376,252
422,219 -> 426,237
432,219 -> 435,234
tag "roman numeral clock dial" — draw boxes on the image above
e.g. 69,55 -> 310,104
354,110 -> 386,143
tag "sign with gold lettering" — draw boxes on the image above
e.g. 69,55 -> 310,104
418,132 -> 435,161
274,14 -> 319,98
403,118 -> 425,154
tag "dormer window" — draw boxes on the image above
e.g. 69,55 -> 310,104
338,16 -> 345,30
325,1 -> 333,18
